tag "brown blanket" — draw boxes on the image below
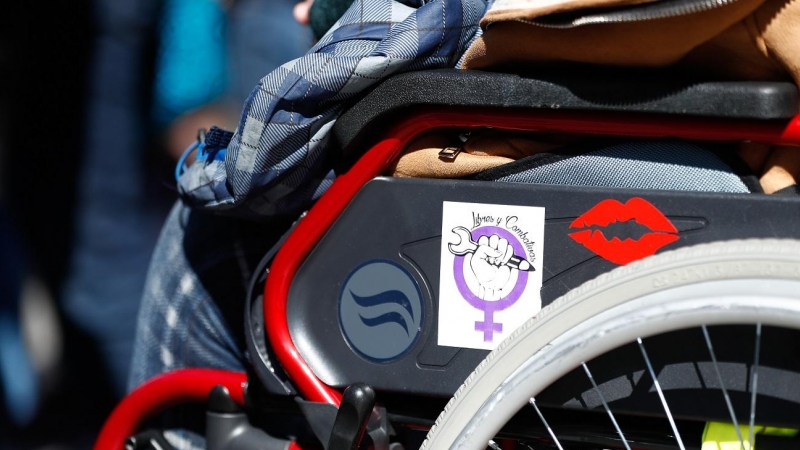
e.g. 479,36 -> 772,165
463,0 -> 800,88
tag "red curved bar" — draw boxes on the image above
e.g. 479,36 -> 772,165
781,113 -> 800,142
264,107 -> 800,405
95,369 -> 247,450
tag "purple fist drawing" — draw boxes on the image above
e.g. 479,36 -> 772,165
466,234 -> 516,300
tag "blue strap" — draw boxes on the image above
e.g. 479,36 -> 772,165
175,141 -> 200,182
174,126 -> 234,182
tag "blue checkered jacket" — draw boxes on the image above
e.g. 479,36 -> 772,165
177,0 -> 488,219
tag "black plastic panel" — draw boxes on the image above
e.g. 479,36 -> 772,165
332,69 -> 798,156
287,177 -> 800,397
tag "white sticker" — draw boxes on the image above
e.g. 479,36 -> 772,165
438,201 -> 545,350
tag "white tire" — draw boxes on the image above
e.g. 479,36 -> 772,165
422,239 -> 800,450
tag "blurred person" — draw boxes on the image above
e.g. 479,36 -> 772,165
2,0 -> 98,444
155,0 -> 313,162
60,0 -> 167,402
1,0 -> 273,442
152,0 -> 233,161
62,0 -> 314,410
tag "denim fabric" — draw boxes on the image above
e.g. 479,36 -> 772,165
128,201 -> 291,448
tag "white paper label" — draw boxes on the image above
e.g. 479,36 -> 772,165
438,201 -> 545,350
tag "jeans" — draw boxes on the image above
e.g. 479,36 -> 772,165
128,201 -> 291,448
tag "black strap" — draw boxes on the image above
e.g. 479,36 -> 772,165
204,126 -> 234,150
773,184 -> 800,196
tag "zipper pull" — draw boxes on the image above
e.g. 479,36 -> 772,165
438,146 -> 461,160
438,132 -> 471,161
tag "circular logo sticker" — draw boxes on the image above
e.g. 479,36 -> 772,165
339,259 -> 424,363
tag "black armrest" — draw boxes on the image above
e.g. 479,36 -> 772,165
332,69 -> 798,157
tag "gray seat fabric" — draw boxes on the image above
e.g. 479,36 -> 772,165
494,140 -> 749,194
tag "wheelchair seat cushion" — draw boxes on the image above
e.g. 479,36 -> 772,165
471,139 -> 752,194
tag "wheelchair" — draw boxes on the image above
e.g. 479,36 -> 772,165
97,68 -> 800,450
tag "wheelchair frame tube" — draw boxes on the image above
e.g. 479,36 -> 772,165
97,108 -> 800,447
95,369 -> 247,449
263,107 -> 800,406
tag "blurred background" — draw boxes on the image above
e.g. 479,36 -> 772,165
0,1 -> 312,447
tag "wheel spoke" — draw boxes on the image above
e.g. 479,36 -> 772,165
529,398 -> 564,450
749,323 -> 762,448
582,363 -> 631,450
638,337 -> 685,450
702,325 -> 745,450
488,439 -> 502,450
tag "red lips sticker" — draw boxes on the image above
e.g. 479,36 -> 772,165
569,198 -> 679,265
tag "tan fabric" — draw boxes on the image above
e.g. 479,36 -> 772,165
757,0 -> 800,87
739,142 -> 800,192
389,132 -> 565,178
462,0 -> 800,87
679,0 -> 800,85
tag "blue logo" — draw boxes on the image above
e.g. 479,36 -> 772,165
351,290 -> 415,336
339,260 -> 424,362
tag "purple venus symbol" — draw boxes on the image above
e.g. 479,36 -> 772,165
452,226 -> 529,342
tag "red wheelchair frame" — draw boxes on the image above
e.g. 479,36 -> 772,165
96,107 -> 800,449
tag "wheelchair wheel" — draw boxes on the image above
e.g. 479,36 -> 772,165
422,239 -> 800,450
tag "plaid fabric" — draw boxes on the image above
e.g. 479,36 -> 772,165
177,0 -> 488,219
